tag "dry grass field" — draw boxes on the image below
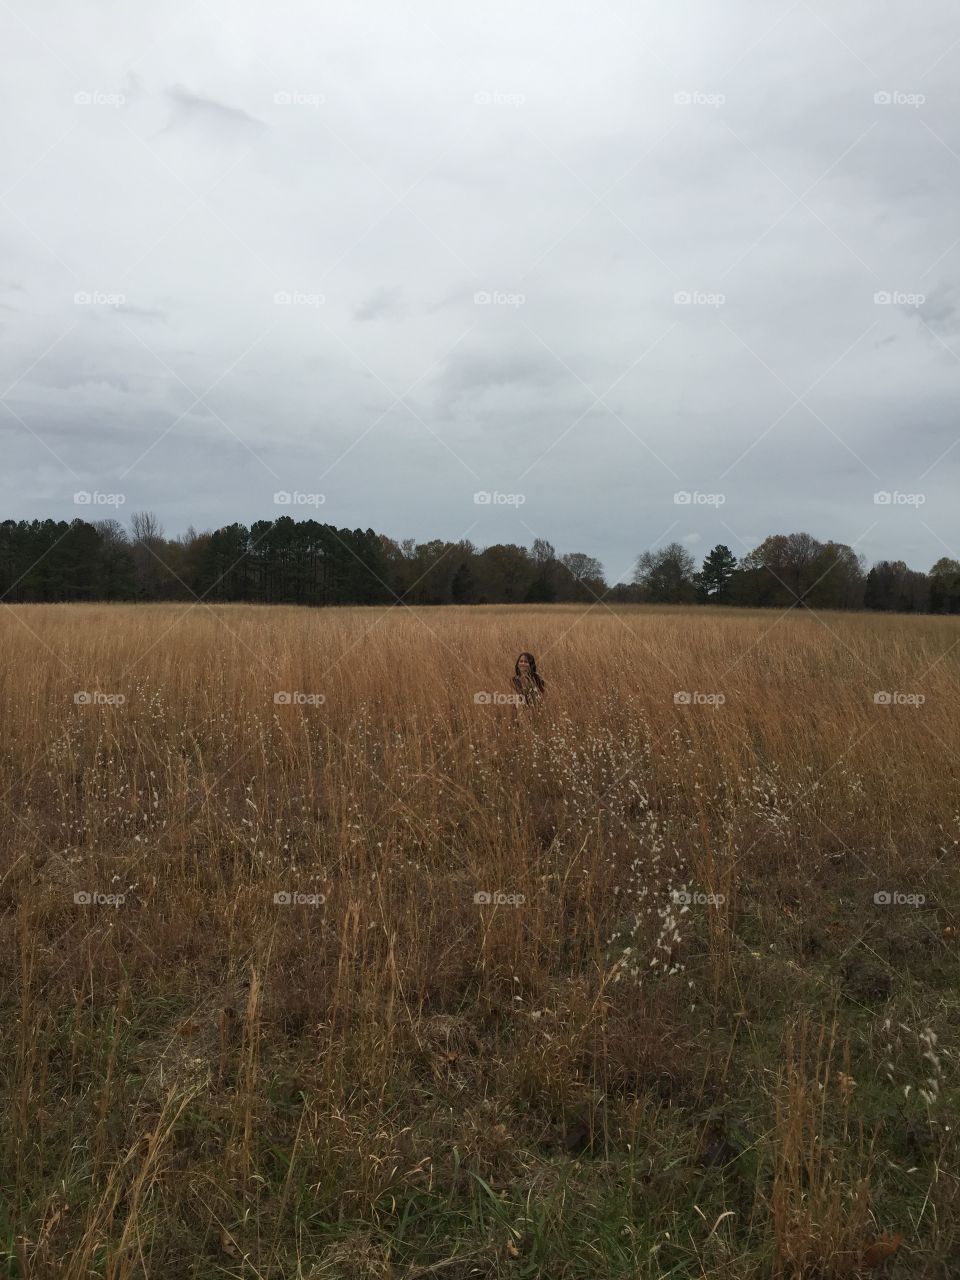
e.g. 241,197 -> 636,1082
1,602 -> 959,1278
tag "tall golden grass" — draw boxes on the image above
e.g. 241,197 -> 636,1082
1,602 -> 958,1277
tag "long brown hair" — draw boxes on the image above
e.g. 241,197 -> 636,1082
514,652 -> 545,692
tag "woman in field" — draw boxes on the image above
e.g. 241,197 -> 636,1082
512,651 -> 545,709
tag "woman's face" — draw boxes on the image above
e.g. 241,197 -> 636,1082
518,655 -> 531,673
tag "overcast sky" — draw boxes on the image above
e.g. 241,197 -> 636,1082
2,1 -> 959,582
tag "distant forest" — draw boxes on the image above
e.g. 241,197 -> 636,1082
1,515 -> 958,613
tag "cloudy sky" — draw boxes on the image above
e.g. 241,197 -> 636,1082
2,0 -> 959,583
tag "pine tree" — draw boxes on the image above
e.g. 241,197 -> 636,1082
695,544 -> 738,602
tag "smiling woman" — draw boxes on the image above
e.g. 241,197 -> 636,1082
511,649 -> 545,707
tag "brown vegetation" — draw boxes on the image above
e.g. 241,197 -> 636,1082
1,602 -> 958,1277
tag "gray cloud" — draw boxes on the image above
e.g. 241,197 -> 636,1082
0,0 -> 958,579
917,287 -> 960,335
354,285 -> 404,322
121,305 -> 167,321
164,85 -> 268,133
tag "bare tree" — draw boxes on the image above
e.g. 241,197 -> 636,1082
93,518 -> 128,546
130,510 -> 168,598
633,542 -> 697,603
560,552 -> 606,601
131,511 -> 164,545
561,552 -> 604,584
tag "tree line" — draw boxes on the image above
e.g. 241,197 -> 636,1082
0,515 -> 958,614
625,536 -> 959,612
